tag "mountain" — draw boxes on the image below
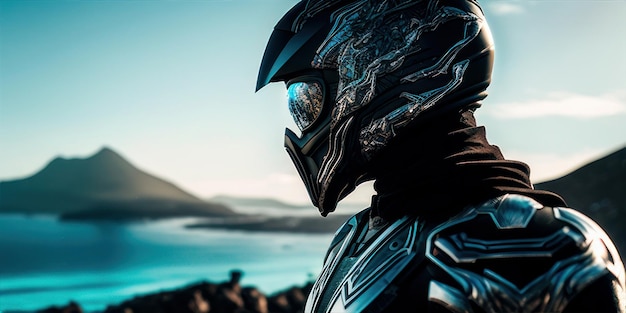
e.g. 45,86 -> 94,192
0,147 -> 235,220
535,146 -> 626,256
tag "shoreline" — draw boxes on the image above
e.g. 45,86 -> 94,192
28,270 -> 314,313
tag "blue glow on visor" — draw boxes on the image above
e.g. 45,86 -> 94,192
287,81 -> 323,132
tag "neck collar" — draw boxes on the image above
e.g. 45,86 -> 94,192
369,111 -> 565,220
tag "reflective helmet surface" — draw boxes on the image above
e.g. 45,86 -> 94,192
257,0 -> 495,216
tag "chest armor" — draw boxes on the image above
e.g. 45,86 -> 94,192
303,194 -> 625,313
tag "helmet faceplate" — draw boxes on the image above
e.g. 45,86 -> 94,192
257,0 -> 494,215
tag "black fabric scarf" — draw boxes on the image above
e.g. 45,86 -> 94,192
369,110 -> 566,221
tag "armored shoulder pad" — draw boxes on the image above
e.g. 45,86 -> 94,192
426,194 -> 626,312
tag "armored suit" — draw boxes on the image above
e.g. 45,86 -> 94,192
256,0 -> 626,311
304,194 -> 625,312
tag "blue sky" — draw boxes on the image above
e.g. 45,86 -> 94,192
1,0 -> 625,206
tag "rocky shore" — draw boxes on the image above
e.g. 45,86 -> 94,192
36,270 -> 313,313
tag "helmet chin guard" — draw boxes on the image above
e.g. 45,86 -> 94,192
258,0 -> 494,215
284,115 -> 370,216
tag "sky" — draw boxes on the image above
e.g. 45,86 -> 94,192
1,0 -> 625,206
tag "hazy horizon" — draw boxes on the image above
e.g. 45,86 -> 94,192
1,1 -> 625,205
1,143 -> 625,207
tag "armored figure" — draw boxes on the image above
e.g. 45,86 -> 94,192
256,0 -> 626,312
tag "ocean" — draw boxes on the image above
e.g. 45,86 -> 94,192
0,211 -> 339,312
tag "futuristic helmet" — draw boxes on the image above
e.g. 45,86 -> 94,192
257,0 -> 495,216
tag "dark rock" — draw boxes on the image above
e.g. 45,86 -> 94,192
267,283 -> 312,313
36,301 -> 83,313
101,270 -> 311,313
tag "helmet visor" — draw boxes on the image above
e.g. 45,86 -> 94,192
286,78 -> 324,132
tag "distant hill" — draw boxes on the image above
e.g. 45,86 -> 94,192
198,147 -> 626,241
535,146 -> 626,257
186,214 -> 353,234
2,145 -> 624,240
209,195 -> 309,209
0,147 -> 235,220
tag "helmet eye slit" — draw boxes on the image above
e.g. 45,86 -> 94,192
286,76 -> 326,132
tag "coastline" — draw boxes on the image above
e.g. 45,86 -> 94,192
0,214 -> 334,313
30,270 -> 314,313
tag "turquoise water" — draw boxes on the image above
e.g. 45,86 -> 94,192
0,214 -> 334,312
